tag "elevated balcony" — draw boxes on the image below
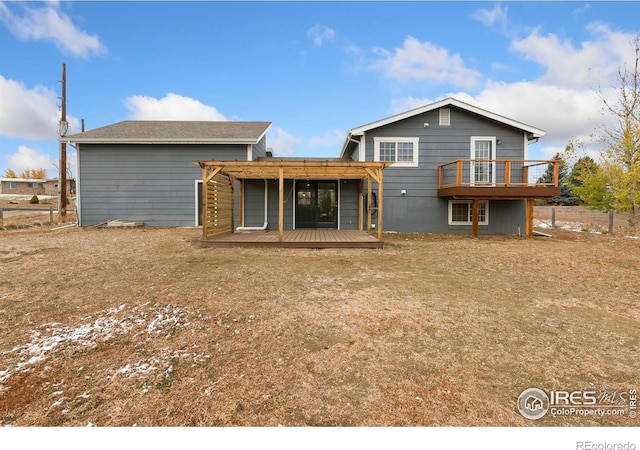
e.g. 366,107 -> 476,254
437,159 -> 561,199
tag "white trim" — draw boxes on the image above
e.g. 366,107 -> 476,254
359,133 -> 366,162
448,200 -> 489,226
337,180 -> 341,230
76,144 -> 82,226
61,137 -> 262,145
247,144 -> 252,161
373,137 -> 419,167
194,180 -> 202,226
523,133 -> 529,160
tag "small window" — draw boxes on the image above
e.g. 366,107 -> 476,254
373,137 -> 419,167
448,200 -> 489,225
439,108 -> 451,126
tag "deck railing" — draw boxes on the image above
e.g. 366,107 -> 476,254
438,159 -> 559,189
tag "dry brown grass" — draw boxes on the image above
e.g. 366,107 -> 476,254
0,226 -> 638,426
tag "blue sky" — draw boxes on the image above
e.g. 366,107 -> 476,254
1,1 -> 639,178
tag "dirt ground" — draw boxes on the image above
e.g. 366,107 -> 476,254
0,198 -> 76,230
0,224 -> 638,426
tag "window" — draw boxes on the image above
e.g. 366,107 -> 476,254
439,108 -> 450,126
373,137 -> 419,167
27,182 -> 41,189
6,181 -> 16,190
448,200 -> 489,225
470,136 -> 496,185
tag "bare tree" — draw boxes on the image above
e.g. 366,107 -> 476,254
587,35 -> 640,229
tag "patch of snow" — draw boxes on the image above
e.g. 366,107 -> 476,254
0,303 -> 192,389
50,398 -> 65,409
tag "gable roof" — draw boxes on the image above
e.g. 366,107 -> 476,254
341,97 -> 545,157
61,121 -> 271,145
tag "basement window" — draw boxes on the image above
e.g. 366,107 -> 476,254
448,200 -> 489,225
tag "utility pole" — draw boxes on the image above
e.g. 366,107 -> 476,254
58,63 -> 68,216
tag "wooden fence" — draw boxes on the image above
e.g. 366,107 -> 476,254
0,206 -> 54,228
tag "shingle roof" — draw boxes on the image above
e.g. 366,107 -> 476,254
61,121 -> 271,144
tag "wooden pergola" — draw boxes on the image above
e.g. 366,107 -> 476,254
194,159 -> 390,243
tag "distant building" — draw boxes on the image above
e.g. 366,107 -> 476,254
0,178 -> 46,196
0,177 -> 76,197
44,178 -> 76,197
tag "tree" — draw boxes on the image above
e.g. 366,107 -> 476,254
537,151 -> 580,205
3,168 -> 17,178
576,35 -> 640,229
18,168 -> 48,179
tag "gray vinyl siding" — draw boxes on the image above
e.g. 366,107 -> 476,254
339,180 -> 359,230
251,136 -> 267,160
238,179 -> 294,230
78,143 -> 246,227
267,179 -> 294,230
364,106 -> 528,233
242,179 -> 268,227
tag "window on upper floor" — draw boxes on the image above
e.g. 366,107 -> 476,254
448,200 -> 489,225
373,137 -> 419,167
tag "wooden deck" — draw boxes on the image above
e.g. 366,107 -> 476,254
201,229 -> 383,249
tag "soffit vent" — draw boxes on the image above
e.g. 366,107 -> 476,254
439,108 -> 451,126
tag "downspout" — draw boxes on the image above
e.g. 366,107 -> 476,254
235,179 -> 268,231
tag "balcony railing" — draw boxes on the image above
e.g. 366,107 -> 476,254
437,159 -> 561,199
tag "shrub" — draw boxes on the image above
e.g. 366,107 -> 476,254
29,195 -> 39,204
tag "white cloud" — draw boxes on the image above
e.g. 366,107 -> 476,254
307,24 -> 335,47
124,93 -> 227,121
307,130 -> 344,149
0,2 -> 105,58
372,36 -> 482,89
472,4 -> 508,28
0,75 -> 77,140
390,81 -> 607,159
510,22 -> 636,89
6,145 -> 57,176
267,127 -> 301,156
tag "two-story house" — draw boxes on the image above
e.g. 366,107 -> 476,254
62,98 -> 559,244
340,97 -> 559,236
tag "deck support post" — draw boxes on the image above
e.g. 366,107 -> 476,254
278,167 -> 284,241
525,198 -> 534,238
471,199 -> 479,238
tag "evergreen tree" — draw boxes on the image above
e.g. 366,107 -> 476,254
538,152 -> 580,205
